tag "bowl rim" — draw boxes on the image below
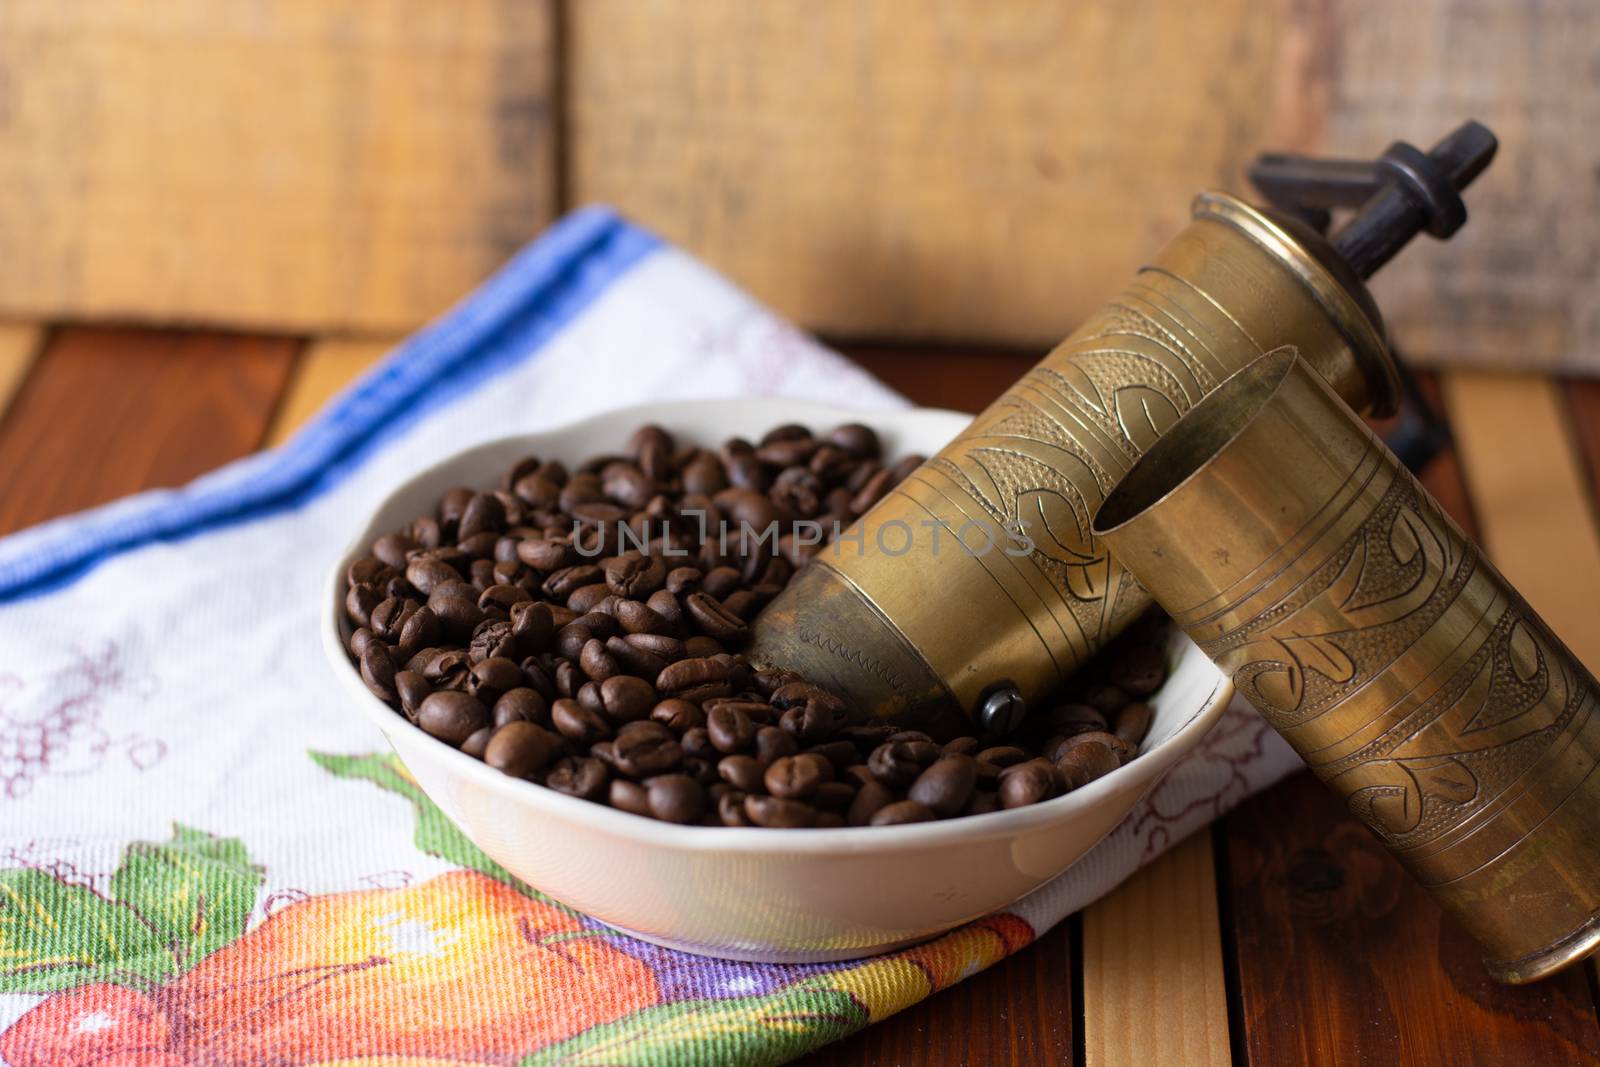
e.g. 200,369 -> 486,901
324,397 -> 1234,856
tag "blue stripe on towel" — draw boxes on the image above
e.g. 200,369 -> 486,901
0,207 -> 661,603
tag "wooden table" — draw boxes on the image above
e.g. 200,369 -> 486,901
3,323 -> 1598,1065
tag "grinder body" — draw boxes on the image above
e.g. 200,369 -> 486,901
752,193 -> 1399,735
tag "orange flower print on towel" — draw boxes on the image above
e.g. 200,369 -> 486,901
174,871 -> 658,1064
1,753 -> 1037,1066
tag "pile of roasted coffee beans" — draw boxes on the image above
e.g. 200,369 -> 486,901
342,421 -> 1170,828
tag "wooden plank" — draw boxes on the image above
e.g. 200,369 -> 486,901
0,326 -> 298,536
1221,371 -> 1600,1066
1330,1 -> 1600,373
0,325 -> 46,419
1083,832 -> 1231,1067
796,923 -> 1075,1067
570,0 -> 1294,347
1558,375 -> 1600,1018
0,2 -> 556,334
571,2 -> 1600,371
1225,773 -> 1600,1066
836,343 -> 1041,414
265,337 -> 396,447
1442,372 -> 1600,674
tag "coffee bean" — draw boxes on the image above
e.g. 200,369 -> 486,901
964,791 -> 1001,817
613,725 -> 683,778
847,781 -> 895,826
396,606 -> 442,656
647,775 -> 705,824
609,778 -> 652,817
870,800 -> 937,826
812,781 -> 857,813
509,600 -> 555,656
764,755 -> 824,799
417,691 -> 488,745
665,566 -> 704,595
345,584 -> 384,628
681,727 -> 717,761
517,538 -> 576,571
805,740 -> 857,772
908,755 -> 978,816
976,745 -> 1029,768
552,698 -> 611,746
478,583 -> 529,619
1043,703 -> 1108,736
656,656 -> 730,693
755,725 -> 799,763
422,649 -> 470,690
1109,645 -> 1166,697
1114,702 -> 1153,747
684,592 -> 749,641
828,423 -> 881,460
650,698 -> 705,732
999,760 -> 1059,809
707,704 -> 757,754
625,632 -> 684,663
717,790 -> 754,826
744,795 -> 816,828
568,583 -> 612,614
544,756 -> 609,801
463,656 -> 518,702
1061,730 -> 1137,764
580,638 -> 620,682
395,671 -> 431,718
868,742 -> 923,788
461,727 -> 494,759
485,722 -> 561,778
1056,740 -> 1122,790
717,754 -> 766,793
358,643 -> 398,703
430,594 -> 485,643
494,687 -> 549,728
599,675 -> 656,722
779,704 -> 836,746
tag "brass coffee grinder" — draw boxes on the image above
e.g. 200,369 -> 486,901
752,121 -> 1498,738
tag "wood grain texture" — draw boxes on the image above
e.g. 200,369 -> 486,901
0,1 -> 555,334
1329,0 -> 1600,373
0,325 -> 46,420
0,326 -> 298,536
837,343 -> 1041,414
1442,372 -> 1600,674
571,0 -> 1290,347
1558,376 -> 1600,1012
796,923 -> 1075,1067
571,2 -> 1598,370
1224,773 -> 1600,1067
1082,831 -> 1231,1067
1221,380 -> 1600,1066
266,337 -> 396,446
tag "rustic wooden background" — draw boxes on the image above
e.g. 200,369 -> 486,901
2,5 -> 1600,1064
1,0 -> 1595,370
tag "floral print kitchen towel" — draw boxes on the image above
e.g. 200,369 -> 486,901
0,207 -> 1299,1065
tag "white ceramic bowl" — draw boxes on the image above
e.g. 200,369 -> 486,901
324,398 -> 1232,962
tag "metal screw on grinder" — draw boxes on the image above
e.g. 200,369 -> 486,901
978,686 -> 1027,736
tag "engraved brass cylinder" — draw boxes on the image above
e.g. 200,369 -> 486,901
1094,350 -> 1600,983
752,193 -> 1400,734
